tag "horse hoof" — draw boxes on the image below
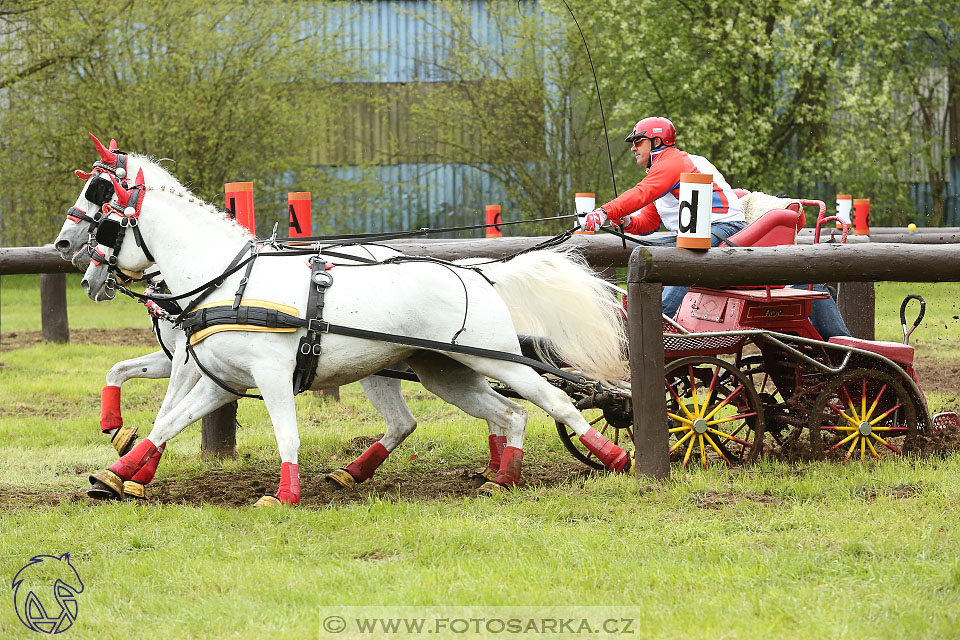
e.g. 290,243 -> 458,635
325,468 -> 356,490
88,469 -> 123,500
469,467 -> 497,488
122,480 -> 147,501
619,450 -> 635,475
111,426 -> 139,456
254,495 -> 283,508
477,481 -> 509,495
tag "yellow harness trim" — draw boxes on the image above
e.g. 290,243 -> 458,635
189,299 -> 301,346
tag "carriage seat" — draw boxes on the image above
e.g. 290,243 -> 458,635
719,206 -> 804,248
828,336 -> 915,367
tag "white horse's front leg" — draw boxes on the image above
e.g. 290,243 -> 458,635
100,350 -> 174,456
251,368 -> 302,507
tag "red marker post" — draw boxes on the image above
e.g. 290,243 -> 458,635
288,192 -> 311,238
485,204 -> 502,238
224,182 -> 256,235
853,198 -> 870,236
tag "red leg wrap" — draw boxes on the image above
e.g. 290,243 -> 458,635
275,462 -> 301,504
129,444 -> 165,485
100,385 -> 122,432
108,439 -> 159,480
487,434 -> 507,470
493,446 -> 524,487
344,442 -> 389,483
579,428 -> 629,471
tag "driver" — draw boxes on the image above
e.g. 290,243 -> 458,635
582,116 -> 746,317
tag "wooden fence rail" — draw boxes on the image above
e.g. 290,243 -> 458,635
626,242 -> 960,481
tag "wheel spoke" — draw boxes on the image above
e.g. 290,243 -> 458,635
681,432 -> 696,467
688,365 -> 700,417
841,385 -> 861,421
861,378 -> 867,421
708,410 -> 758,426
666,381 -> 695,420
869,402 -> 905,425
588,414 -> 604,426
864,383 -> 888,422
870,432 -> 903,454
699,434 -> 707,468
704,434 -> 732,467
701,367 -> 721,417
843,435 -> 860,461
667,412 -> 693,426
825,430 -> 859,454
703,385 -> 746,421
670,429 -> 695,453
865,436 -> 880,459
706,426 -> 754,448
821,425 -> 857,431
871,426 -> 907,432
826,401 -> 859,427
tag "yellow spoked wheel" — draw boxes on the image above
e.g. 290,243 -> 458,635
811,368 -> 918,461
556,395 -> 633,471
665,357 -> 764,469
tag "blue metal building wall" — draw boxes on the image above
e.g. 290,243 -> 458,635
318,1 -> 537,236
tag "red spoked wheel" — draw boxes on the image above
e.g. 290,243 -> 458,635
665,357 -> 764,469
811,368 -> 918,461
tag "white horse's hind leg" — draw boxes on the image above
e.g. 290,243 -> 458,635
451,357 -> 633,480
406,353 -> 522,483
326,374 -> 415,489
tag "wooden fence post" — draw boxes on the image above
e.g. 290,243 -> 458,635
40,273 -> 70,343
837,281 -> 876,340
201,402 -> 237,458
627,280 -> 670,479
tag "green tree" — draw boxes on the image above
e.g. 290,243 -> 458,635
0,0 -> 371,245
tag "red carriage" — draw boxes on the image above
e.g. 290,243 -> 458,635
555,195 -> 960,469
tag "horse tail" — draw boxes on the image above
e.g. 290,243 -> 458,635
472,249 -> 628,383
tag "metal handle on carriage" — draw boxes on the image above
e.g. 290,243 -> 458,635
900,294 -> 926,344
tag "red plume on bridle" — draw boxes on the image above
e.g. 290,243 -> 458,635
107,169 -> 145,216
89,132 -> 118,166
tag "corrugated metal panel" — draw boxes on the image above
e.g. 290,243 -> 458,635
317,162 -> 516,237
308,1 -> 537,234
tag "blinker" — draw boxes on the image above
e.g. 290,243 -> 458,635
95,218 -> 122,247
84,175 -> 115,206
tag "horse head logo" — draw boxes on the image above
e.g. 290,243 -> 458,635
11,553 -> 84,634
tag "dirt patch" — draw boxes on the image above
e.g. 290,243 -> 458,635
860,484 -> 921,501
0,327 -> 156,352
695,489 -> 782,509
0,459 -> 594,511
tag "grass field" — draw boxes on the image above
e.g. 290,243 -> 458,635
2,274 -> 960,639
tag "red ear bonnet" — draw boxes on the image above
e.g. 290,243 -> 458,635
134,168 -> 145,187
108,172 -> 132,207
109,139 -> 118,151
89,132 -> 118,165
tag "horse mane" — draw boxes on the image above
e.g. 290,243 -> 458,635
132,154 -> 255,240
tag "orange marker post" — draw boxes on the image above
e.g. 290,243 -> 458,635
677,173 -> 713,249
288,192 -> 311,238
485,204 -> 502,238
224,182 -> 256,236
853,198 -> 870,235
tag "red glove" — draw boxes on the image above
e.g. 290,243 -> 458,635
582,208 -> 607,232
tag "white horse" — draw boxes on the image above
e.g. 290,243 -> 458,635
54,136 -> 449,498
75,156 -> 630,506
58,136 -> 555,498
